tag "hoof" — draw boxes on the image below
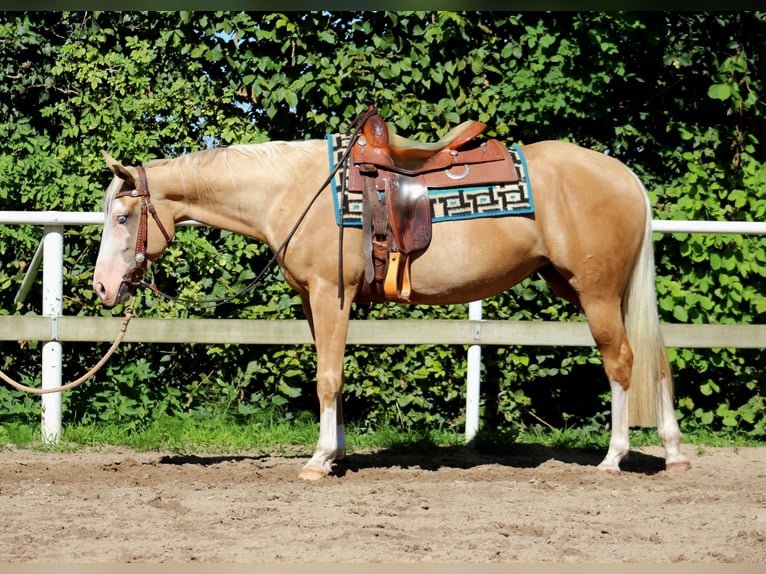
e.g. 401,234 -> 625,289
595,465 -> 620,475
298,467 -> 327,481
666,459 -> 692,473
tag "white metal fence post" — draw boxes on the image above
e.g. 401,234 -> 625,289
465,300 -> 483,443
41,225 -> 63,444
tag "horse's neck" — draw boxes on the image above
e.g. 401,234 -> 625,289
157,140 -> 325,243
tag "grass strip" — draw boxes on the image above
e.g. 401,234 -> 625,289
1,413 -> 762,456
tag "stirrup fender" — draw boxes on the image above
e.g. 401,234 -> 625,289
350,103 -> 519,303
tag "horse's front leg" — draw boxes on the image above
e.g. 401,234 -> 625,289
299,374 -> 346,481
298,290 -> 352,481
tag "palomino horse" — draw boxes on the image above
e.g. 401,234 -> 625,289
93,127 -> 691,480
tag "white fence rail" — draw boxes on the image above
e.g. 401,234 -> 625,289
1,211 -> 765,444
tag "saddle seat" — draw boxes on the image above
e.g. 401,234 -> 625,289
346,104 -> 520,303
354,108 -> 488,175
384,120 -> 488,172
389,119 -> 485,152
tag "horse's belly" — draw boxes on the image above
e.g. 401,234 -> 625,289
405,217 -> 546,304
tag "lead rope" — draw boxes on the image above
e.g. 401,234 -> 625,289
0,295 -> 136,394
1,107 -> 380,394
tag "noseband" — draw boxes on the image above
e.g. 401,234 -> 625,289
114,166 -> 173,286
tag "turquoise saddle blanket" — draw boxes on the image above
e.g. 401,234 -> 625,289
326,133 -> 534,227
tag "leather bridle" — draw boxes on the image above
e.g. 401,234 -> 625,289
114,165 -> 173,287
107,108 -> 374,308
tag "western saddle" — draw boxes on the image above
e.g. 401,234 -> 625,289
347,104 -> 519,303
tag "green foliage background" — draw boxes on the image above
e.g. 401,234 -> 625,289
0,12 -> 764,438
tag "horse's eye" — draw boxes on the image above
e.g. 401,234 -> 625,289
116,215 -> 128,225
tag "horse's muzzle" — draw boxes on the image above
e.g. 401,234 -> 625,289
115,281 -> 136,305
93,278 -> 134,308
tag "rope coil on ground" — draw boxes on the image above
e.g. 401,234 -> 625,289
0,296 -> 136,395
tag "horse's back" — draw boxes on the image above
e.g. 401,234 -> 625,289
521,140 -> 647,212
406,140 -> 648,304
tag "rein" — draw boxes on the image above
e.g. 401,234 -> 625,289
135,107 -> 377,309
1,109 -> 376,395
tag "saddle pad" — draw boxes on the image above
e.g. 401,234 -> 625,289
326,134 -> 534,227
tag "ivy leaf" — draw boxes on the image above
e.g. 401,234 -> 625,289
672,305 -> 689,322
707,83 -> 731,100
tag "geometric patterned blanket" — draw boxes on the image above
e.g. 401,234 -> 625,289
326,133 -> 534,227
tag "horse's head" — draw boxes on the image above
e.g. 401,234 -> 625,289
93,151 -> 175,307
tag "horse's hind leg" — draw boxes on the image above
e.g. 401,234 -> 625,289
580,297 -> 634,473
540,267 -> 631,471
578,283 -> 689,474
656,370 -> 691,471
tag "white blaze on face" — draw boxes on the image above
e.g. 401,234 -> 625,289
93,196 -> 135,307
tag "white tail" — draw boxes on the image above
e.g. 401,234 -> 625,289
622,183 -> 672,427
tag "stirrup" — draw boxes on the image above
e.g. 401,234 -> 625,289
383,251 -> 412,301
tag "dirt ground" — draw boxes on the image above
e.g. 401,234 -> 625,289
0,443 -> 764,564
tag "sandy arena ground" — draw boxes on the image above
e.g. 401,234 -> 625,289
0,443 -> 764,563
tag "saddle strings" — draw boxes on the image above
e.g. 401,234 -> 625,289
142,106 -> 378,310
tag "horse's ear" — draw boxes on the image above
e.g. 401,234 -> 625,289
101,150 -> 135,186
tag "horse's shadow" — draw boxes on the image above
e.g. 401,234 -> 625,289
158,453 -> 270,466
333,443 -> 667,477
157,443 -> 667,476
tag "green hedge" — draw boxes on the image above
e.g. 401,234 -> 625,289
1,12 -> 764,437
